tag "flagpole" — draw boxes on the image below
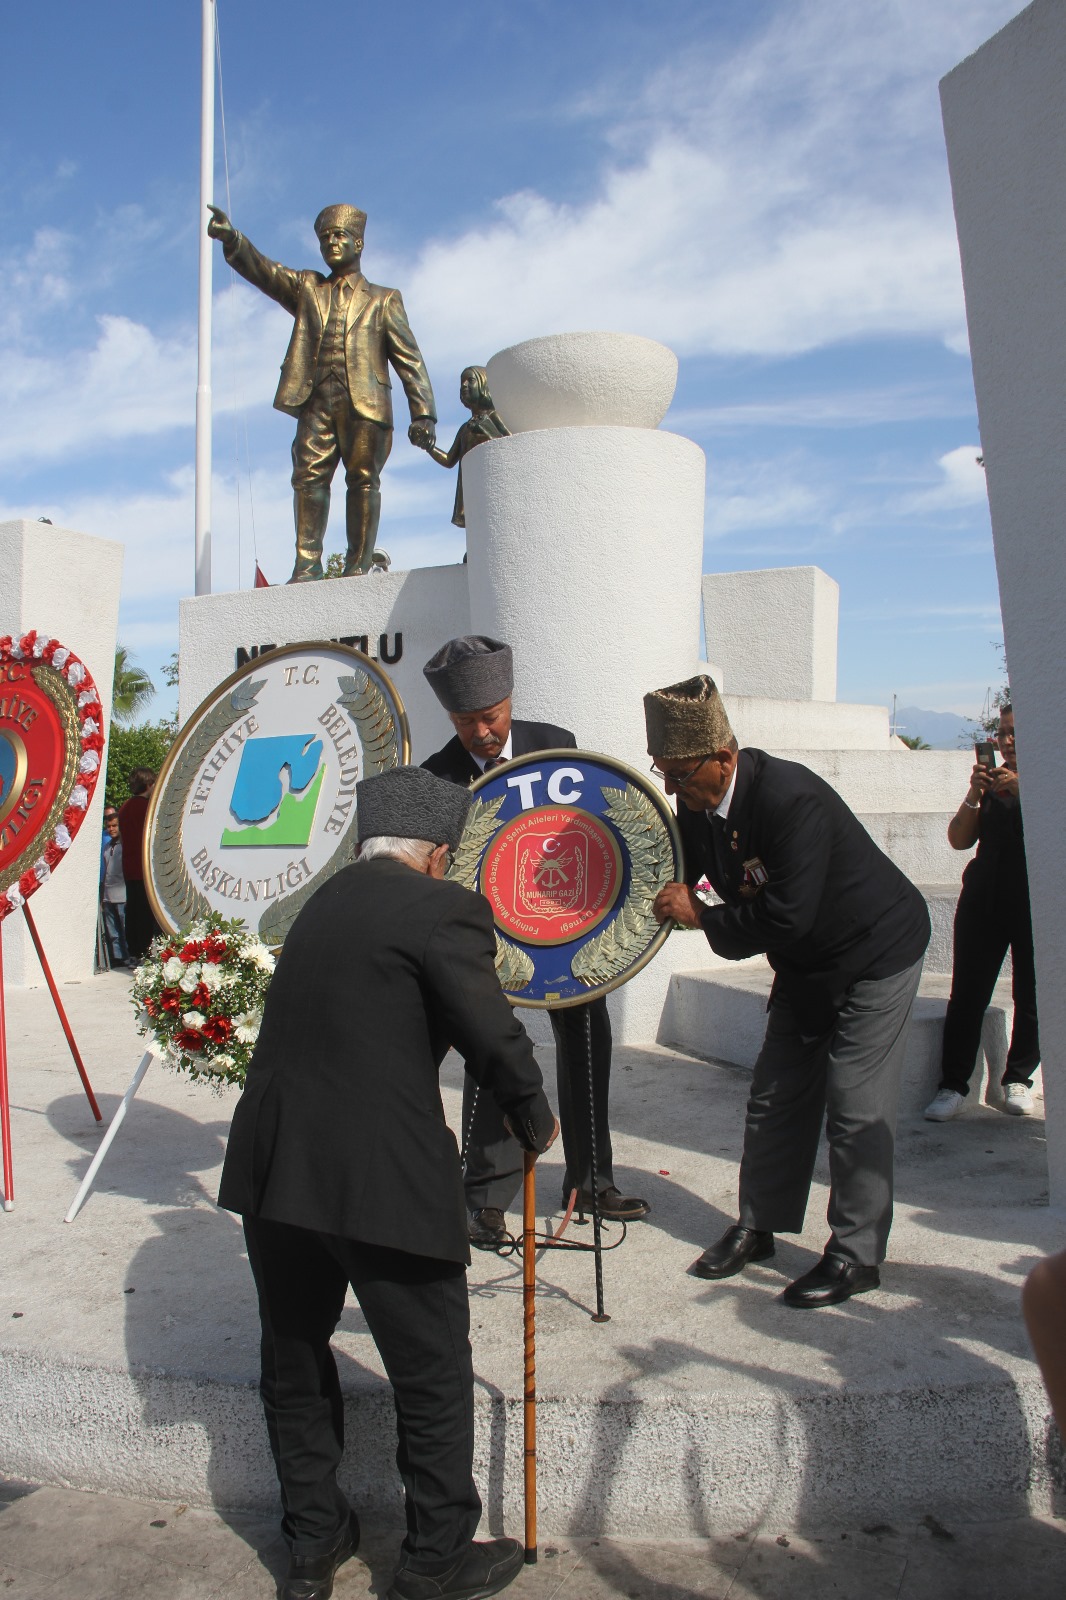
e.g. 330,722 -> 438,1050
194,0 -> 215,597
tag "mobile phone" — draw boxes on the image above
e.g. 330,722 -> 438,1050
974,740 -> 997,769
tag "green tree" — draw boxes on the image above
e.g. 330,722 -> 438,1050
961,641 -> 1011,746
104,721 -> 174,810
112,647 -> 155,726
900,734 -> 931,750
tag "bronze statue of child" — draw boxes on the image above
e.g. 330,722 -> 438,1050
426,367 -> 509,528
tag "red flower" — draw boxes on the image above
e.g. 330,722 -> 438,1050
202,1015 -> 232,1044
190,982 -> 211,1010
18,631 -> 37,657
202,936 -> 227,963
18,870 -> 36,898
0,637 -> 11,656
179,941 -> 203,962
143,997 -> 159,1018
63,805 -> 83,832
160,987 -> 183,1013
160,947 -> 177,962
81,730 -> 105,752
44,842 -> 62,869
174,1028 -> 205,1053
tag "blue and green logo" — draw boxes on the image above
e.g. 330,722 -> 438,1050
221,735 -> 324,849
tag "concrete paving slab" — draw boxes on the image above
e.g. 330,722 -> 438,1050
3,1483 -> 1066,1599
0,971 -> 1062,1539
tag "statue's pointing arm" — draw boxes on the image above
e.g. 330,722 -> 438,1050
205,205 -> 303,318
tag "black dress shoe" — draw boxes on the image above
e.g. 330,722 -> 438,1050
572,1185 -> 650,1221
468,1207 -> 508,1247
387,1536 -> 524,1599
690,1224 -> 775,1279
281,1510 -> 360,1600
783,1252 -> 880,1308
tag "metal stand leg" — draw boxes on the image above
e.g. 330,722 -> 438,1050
23,904 -> 102,1121
64,1050 -> 155,1223
584,1006 -> 609,1323
522,1150 -> 538,1564
0,936 -> 13,1211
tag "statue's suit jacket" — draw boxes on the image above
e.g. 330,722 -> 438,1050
218,858 -> 552,1264
223,232 -> 436,427
421,721 -> 576,785
680,747 -> 930,1032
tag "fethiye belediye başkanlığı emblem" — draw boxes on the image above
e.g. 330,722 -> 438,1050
448,750 -> 684,1008
145,642 -> 409,943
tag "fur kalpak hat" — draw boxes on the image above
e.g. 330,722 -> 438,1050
644,674 -> 735,760
356,767 -> 471,852
423,636 -> 514,714
314,204 -> 367,239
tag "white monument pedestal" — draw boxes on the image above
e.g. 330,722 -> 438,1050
0,521 -> 123,985
942,0 -> 1066,1206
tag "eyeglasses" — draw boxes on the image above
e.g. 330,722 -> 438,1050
649,754 -> 713,788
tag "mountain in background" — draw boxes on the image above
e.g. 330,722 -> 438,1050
892,706 -> 974,750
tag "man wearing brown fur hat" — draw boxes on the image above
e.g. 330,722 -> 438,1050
646,675 -> 929,1308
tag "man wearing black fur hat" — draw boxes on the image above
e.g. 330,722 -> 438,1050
646,675 -> 929,1310
422,633 -> 649,1247
219,766 -> 556,1600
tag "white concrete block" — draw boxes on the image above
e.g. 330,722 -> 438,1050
724,693 -> 892,751
178,564 -> 471,764
786,749 -> 974,815
942,0 -> 1066,1202
703,567 -> 839,701
464,426 -> 706,776
858,814 -> 969,893
0,520 -> 123,985
487,332 -> 678,432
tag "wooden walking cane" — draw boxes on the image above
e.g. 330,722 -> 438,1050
522,1148 -> 537,1565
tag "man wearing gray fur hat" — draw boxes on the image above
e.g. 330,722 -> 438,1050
422,634 -> 649,1246
646,675 -> 929,1309
219,765 -> 556,1600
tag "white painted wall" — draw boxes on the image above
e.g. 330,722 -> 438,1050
703,567 -> 839,701
0,521 -> 123,985
941,0 -> 1066,1203
178,563 -> 471,764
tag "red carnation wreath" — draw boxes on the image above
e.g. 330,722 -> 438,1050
0,630 -> 103,919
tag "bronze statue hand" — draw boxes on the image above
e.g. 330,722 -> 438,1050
206,204 -> 237,245
409,419 -> 437,450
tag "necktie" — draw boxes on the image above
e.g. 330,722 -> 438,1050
483,755 -> 505,772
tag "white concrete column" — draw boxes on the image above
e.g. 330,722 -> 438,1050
941,0 -> 1066,1206
703,566 -> 839,702
0,521 -> 123,985
462,334 -> 718,1041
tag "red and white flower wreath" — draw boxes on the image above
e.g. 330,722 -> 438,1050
0,629 -> 104,920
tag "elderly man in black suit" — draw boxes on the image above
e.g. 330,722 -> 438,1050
219,766 -> 556,1600
647,675 -> 929,1309
421,634 -> 649,1247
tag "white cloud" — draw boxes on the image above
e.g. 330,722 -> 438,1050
901,444 -> 988,511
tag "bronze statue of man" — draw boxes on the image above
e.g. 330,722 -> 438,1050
207,203 -> 437,582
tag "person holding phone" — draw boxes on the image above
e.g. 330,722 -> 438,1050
924,704 -> 1041,1120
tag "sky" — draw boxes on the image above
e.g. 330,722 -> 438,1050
0,0 -> 1024,723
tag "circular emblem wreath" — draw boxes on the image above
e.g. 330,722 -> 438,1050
0,629 -> 103,920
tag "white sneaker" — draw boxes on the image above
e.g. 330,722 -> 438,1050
1002,1083 -> 1034,1116
924,1088 -> 964,1122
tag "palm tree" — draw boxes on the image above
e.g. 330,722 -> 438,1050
112,647 -> 155,726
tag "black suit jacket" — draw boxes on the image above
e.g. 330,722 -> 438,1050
218,858 -> 553,1262
680,748 -> 929,1030
421,719 -> 576,785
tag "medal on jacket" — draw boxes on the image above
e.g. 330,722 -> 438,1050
742,857 -> 768,888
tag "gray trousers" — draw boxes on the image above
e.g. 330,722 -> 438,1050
737,959 -> 923,1266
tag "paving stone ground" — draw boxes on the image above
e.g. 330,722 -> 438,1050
3,1477 -> 1066,1599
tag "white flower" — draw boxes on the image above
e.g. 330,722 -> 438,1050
51,647 -> 71,669
79,750 -> 100,773
33,860 -> 50,884
212,1053 -> 235,1071
6,886 -> 24,909
214,969 -> 240,989
69,785 -> 88,810
54,825 -> 72,850
199,964 -> 224,993
77,687 -> 99,708
248,943 -> 276,972
181,1010 -> 206,1028
32,636 -> 51,658
10,643 -> 23,660
81,717 -> 100,736
178,964 -> 202,992
233,1009 -> 262,1044
66,661 -> 86,686
162,957 -> 184,983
